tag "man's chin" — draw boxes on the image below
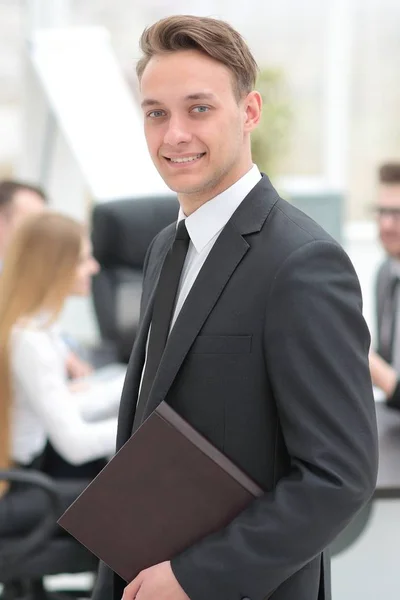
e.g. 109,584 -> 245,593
162,177 -> 205,196
382,243 -> 400,259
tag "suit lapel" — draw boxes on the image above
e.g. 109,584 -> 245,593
140,174 -> 278,421
116,295 -> 151,446
140,221 -> 250,421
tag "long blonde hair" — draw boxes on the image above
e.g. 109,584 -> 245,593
0,212 -> 83,485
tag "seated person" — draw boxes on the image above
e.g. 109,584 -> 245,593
370,163 -> 400,408
369,350 -> 399,407
0,178 -> 93,379
0,212 -> 124,507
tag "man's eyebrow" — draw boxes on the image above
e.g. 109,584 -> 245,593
140,93 -> 217,109
141,98 -> 162,109
184,93 -> 217,101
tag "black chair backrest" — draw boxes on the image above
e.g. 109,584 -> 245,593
0,469 -> 60,578
91,195 -> 179,362
0,469 -> 98,584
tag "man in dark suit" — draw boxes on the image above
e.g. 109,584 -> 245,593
370,162 -> 400,408
93,15 -> 378,600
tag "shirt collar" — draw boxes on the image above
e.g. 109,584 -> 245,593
177,165 -> 261,253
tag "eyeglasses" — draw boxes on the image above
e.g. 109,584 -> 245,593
372,206 -> 400,221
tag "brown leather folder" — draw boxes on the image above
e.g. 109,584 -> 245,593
58,401 -> 263,582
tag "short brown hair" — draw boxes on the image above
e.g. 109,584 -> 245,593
0,179 -> 47,214
136,15 -> 259,100
379,163 -> 400,185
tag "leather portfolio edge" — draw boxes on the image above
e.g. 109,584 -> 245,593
154,402 -> 263,498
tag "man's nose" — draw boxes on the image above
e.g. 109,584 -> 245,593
163,116 -> 192,146
380,214 -> 396,230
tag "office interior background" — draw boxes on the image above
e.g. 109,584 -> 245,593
0,0 -> 399,598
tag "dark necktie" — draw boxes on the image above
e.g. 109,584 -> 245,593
133,220 -> 190,429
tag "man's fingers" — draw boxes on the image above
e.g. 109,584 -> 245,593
122,572 -> 143,600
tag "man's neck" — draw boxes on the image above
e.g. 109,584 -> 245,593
178,162 -> 254,216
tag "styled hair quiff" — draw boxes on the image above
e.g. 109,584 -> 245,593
0,212 -> 83,490
136,15 -> 259,100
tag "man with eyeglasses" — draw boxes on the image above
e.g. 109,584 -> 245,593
370,163 -> 400,409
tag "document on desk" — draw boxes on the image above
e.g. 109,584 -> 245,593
58,401 -> 263,582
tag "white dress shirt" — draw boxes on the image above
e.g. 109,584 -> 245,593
171,165 -> 261,328
10,320 -> 124,466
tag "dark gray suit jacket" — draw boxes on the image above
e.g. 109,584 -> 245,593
375,257 -> 392,361
93,175 -> 378,600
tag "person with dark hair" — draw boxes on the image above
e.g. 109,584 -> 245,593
0,179 -> 47,264
369,162 -> 400,408
93,15 -> 377,600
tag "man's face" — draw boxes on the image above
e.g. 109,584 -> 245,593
140,49 -> 260,209
0,189 -> 46,256
377,184 -> 400,259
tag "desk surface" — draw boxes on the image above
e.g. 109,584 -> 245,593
375,402 -> 400,498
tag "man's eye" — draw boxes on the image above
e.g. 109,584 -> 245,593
148,110 -> 165,118
192,106 -> 209,113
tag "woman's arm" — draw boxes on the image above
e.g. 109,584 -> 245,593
70,372 -> 125,421
369,349 -> 397,396
12,329 -> 117,465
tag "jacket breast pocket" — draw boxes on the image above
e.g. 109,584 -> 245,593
190,335 -> 252,354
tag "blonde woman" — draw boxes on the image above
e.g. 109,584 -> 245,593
0,212 -> 124,531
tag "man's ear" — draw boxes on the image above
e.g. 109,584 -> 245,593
243,91 -> 262,133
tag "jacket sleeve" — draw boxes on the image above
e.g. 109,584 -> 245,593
171,240 -> 378,600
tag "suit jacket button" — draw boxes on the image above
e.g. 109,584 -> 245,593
241,597 -> 251,600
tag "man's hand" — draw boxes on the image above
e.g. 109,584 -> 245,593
369,350 -> 397,397
66,351 -> 93,380
122,561 -> 189,600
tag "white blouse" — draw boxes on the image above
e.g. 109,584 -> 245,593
10,321 -> 123,466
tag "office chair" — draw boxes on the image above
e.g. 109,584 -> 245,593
91,195 -> 179,362
0,469 -> 97,600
